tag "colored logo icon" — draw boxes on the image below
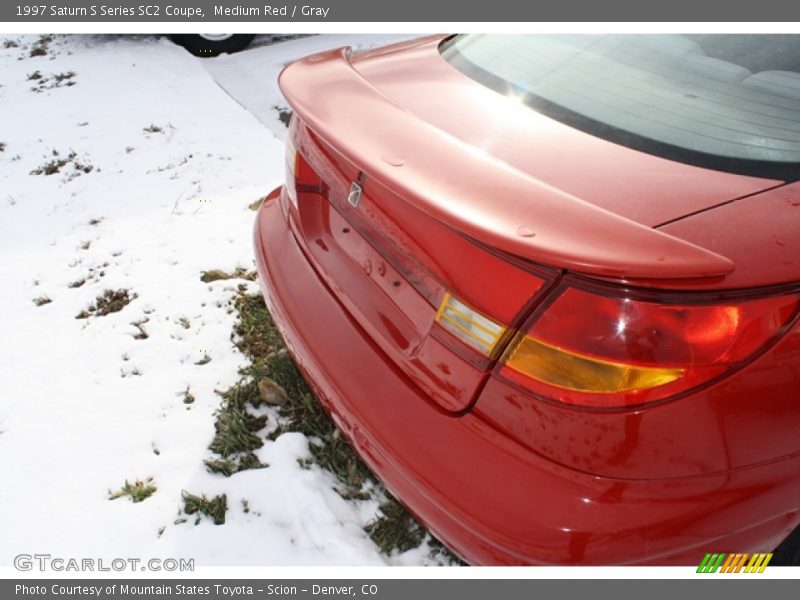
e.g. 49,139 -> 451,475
697,553 -> 773,573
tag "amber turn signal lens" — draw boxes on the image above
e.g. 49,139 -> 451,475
505,335 -> 684,394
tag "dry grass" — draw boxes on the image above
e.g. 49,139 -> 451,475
200,268 -> 257,283
222,291 -> 462,562
30,150 -> 75,176
364,500 -> 427,554
108,478 -> 156,503
76,289 -> 135,319
29,35 -> 53,57
29,149 -> 93,177
130,318 -> 149,340
181,491 -> 227,525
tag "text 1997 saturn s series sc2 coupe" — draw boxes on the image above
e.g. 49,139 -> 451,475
253,34 -> 800,565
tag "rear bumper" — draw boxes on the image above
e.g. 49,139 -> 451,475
254,185 -> 800,565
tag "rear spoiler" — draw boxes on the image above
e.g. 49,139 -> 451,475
279,48 -> 734,280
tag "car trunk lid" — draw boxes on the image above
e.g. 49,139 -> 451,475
280,46 -> 745,282
278,44 -> 768,412
350,36 -> 783,229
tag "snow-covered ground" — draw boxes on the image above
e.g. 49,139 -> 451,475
0,33 -> 437,567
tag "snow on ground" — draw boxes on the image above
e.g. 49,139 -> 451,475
0,34 -> 433,566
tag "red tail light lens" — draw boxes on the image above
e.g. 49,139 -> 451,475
500,287 -> 799,408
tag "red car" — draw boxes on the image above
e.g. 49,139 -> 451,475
254,34 -> 800,565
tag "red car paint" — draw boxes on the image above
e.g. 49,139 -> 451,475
254,36 -> 800,564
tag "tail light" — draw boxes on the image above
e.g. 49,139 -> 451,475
499,286 -> 799,408
285,130 -> 322,208
284,119 -> 798,409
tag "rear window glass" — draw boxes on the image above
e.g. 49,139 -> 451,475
441,34 -> 800,180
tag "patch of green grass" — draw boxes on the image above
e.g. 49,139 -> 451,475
204,453 -> 266,477
213,291 -> 462,562
364,499 -> 427,555
428,538 -> 466,565
76,288 -> 135,319
309,431 -> 372,498
201,293 -> 280,478
231,293 -> 283,363
230,294 -> 375,495
181,491 -> 227,525
232,293 -> 403,529
209,380 -> 267,457
263,356 -> 332,440
108,477 -> 156,503
363,503 -> 465,563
